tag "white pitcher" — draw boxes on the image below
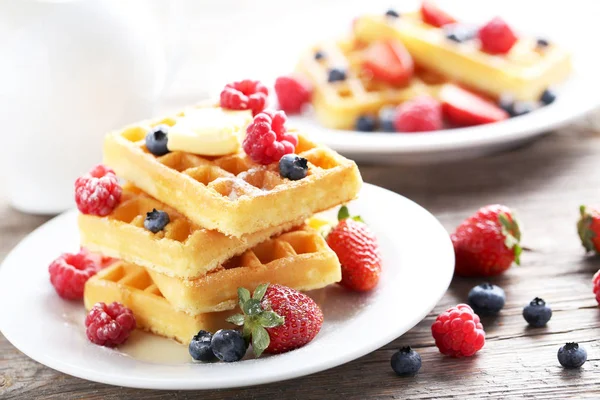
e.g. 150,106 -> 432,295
0,0 -> 188,214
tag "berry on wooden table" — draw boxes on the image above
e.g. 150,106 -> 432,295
85,302 -> 136,347
431,304 -> 485,357
577,205 -> 600,253
522,297 -> 552,327
451,204 -> 521,277
242,110 -> 298,165
391,346 -> 422,376
74,164 -> 122,216
558,343 -> 587,369
467,283 -> 506,316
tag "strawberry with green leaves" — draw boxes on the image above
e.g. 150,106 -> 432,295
451,204 -> 522,277
326,206 -> 382,292
578,206 -> 600,253
227,283 -> 323,357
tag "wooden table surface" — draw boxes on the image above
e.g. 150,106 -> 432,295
2,113 -> 600,399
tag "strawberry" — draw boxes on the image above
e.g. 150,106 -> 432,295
578,206 -> 600,253
439,84 -> 509,126
362,40 -> 414,86
326,206 -> 382,291
227,283 -> 323,356
420,1 -> 456,28
451,204 -> 522,277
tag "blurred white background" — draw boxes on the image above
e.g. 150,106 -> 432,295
1,0 -> 598,213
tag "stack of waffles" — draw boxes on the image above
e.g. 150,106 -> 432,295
80,103 -> 363,344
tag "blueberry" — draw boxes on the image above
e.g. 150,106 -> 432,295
523,297 -> 552,327
355,115 -> 377,132
444,23 -> 477,43
327,68 -> 347,83
314,50 -> 325,61
385,9 -> 400,18
540,88 -> 557,105
189,330 -> 217,362
498,93 -> 515,116
279,154 -> 308,181
390,346 -> 422,376
536,37 -> 550,49
467,283 -> 506,316
145,125 -> 170,156
144,208 -> 170,233
211,329 -> 247,362
512,101 -> 536,117
558,342 -> 587,369
378,106 -> 397,132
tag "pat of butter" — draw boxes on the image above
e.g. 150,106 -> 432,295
166,108 -> 253,156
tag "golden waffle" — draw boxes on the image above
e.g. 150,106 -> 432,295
296,37 -> 447,130
353,13 -> 572,101
147,227 -> 341,315
103,104 -> 363,238
79,185 -> 304,279
84,261 -> 235,344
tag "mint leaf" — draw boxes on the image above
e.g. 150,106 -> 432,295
257,311 -> 285,328
226,314 -> 245,326
252,283 -> 269,301
337,205 -> 350,221
237,287 -> 251,310
242,299 -> 262,316
251,325 -> 270,357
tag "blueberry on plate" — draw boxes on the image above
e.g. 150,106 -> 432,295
391,346 -> 421,376
523,297 -> 552,327
385,9 -> 400,18
144,208 -> 170,233
145,125 -> 170,156
558,342 -> 587,369
444,23 -> 477,43
467,283 -> 506,316
314,50 -> 325,61
189,330 -> 217,362
279,154 -> 308,181
211,329 -> 247,362
355,115 -> 377,132
378,106 -> 397,132
327,68 -> 347,83
540,88 -> 557,105
536,37 -> 550,49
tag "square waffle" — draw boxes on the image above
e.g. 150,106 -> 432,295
103,104 -> 363,238
146,227 -> 341,315
296,37 -> 447,130
78,185 -> 304,279
353,13 -> 572,101
84,261 -> 235,344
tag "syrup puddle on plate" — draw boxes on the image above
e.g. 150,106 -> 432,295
118,330 -> 190,364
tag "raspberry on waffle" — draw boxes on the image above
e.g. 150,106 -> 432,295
102,103 -> 362,237
78,185 -> 304,279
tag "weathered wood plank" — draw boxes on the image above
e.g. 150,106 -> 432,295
2,116 -> 600,399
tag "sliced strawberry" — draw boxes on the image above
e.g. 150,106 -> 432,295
421,1 -> 456,28
439,84 -> 509,126
362,40 -> 414,86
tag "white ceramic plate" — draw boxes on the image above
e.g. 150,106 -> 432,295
0,183 -> 453,390
289,57 -> 600,164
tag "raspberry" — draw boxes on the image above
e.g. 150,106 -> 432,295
593,270 -> 600,305
478,17 -> 518,55
243,110 -> 298,165
48,249 -> 106,300
74,164 -> 122,216
85,302 -> 136,347
394,97 -> 443,133
220,80 -> 269,116
274,75 -> 312,114
431,304 -> 485,357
